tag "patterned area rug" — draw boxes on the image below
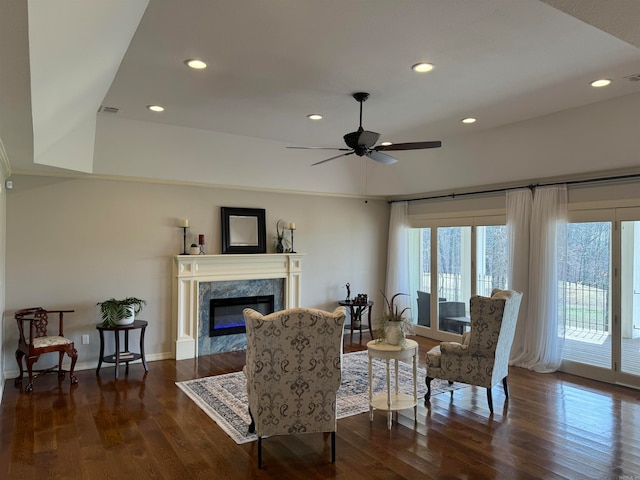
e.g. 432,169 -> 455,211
176,349 -> 467,444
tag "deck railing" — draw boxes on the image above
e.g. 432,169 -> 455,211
562,281 -> 609,333
420,273 -> 609,333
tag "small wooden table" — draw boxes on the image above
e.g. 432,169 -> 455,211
367,339 -> 418,429
339,300 -> 374,339
444,316 -> 471,334
96,320 -> 148,380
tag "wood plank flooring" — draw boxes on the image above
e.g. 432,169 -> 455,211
1,334 -> 639,479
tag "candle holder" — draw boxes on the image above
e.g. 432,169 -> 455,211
180,226 -> 189,255
289,226 -> 296,253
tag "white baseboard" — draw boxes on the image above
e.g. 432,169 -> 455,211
2,351 -> 173,384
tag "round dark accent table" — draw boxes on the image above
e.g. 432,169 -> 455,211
96,319 -> 148,379
338,300 -> 374,340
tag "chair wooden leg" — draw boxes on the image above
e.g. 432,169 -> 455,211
25,355 -> 38,393
248,408 -> 255,433
424,376 -> 432,401
486,387 -> 494,414
58,351 -> 65,378
258,436 -> 263,469
68,347 -> 78,385
14,350 -> 24,386
502,377 -> 509,398
331,431 -> 336,463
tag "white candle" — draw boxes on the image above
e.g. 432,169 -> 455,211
180,219 -> 189,227
289,222 -> 296,230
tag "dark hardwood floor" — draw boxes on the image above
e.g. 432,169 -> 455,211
1,334 -> 639,479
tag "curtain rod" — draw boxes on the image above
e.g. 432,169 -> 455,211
388,172 -> 640,204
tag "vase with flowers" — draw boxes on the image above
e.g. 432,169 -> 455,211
375,291 -> 414,346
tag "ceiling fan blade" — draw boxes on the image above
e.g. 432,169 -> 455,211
287,146 -> 351,151
358,130 -> 380,148
367,150 -> 398,165
311,151 -> 355,166
374,141 -> 442,151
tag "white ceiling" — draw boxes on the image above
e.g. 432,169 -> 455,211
1,0 -> 640,197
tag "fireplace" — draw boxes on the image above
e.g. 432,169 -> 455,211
210,295 -> 274,337
173,253 -> 303,360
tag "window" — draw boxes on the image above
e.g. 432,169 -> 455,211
437,226 -> 471,333
409,215 -> 506,338
476,225 -> 508,295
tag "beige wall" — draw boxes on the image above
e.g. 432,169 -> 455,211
0,172 -> 6,399
2,175 -> 389,377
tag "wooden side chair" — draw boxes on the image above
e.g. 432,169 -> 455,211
15,307 -> 78,392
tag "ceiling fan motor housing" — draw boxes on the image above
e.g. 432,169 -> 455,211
343,131 -> 362,150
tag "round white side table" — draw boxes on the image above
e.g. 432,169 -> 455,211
367,339 -> 418,429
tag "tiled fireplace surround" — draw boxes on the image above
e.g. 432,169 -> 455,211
173,254 -> 303,360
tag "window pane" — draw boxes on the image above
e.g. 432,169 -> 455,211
562,222 -> 611,368
437,226 -> 471,334
476,225 -> 508,296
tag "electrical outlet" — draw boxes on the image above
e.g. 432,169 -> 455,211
81,334 -> 89,345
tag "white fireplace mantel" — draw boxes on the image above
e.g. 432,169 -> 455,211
172,253 -> 304,360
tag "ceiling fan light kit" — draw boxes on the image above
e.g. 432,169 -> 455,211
289,92 -> 442,166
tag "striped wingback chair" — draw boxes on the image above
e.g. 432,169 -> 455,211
243,306 -> 346,468
424,289 -> 523,413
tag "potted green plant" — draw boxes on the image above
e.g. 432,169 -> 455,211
375,291 -> 414,346
97,297 -> 146,327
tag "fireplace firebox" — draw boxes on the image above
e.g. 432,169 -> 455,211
210,295 -> 275,337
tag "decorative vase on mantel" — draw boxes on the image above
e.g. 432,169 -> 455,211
276,237 -> 284,253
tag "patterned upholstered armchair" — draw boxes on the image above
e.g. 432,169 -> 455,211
243,306 -> 346,468
424,289 -> 522,413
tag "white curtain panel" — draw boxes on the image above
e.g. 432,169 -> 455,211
509,185 -> 567,372
385,201 -> 411,320
507,188 -> 532,362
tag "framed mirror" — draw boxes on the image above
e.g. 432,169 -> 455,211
221,207 -> 266,254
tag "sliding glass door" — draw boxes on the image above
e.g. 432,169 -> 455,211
561,218 -> 612,379
617,209 -> 640,387
561,208 -> 640,388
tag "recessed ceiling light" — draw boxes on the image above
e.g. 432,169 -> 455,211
147,105 -> 165,112
590,79 -> 611,87
185,59 -> 207,69
412,62 -> 434,73
462,117 -> 477,124
380,141 -> 392,146
307,114 -> 323,120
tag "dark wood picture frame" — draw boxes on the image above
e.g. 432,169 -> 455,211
221,207 -> 266,254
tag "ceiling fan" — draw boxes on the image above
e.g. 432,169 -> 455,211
287,92 -> 442,166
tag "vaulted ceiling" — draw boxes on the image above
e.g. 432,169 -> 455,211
1,0 -> 640,197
